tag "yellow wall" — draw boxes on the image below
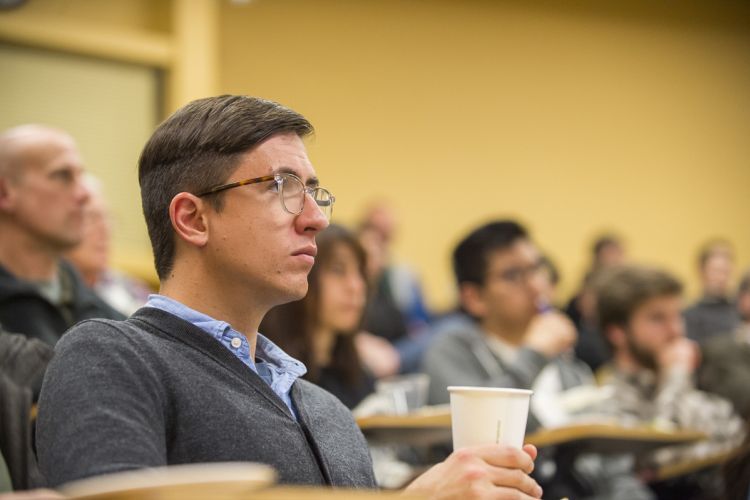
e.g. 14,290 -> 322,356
0,42 -> 159,279
0,0 -> 218,285
1,0 -> 170,32
2,0 -> 749,308
220,0 -> 750,309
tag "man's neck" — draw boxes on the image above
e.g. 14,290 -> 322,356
159,267 -> 269,358
701,291 -> 729,301
613,350 -> 641,375
0,228 -> 59,281
480,318 -> 526,346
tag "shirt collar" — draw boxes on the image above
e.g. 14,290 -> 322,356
145,294 -> 306,378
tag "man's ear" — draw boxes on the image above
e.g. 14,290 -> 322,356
0,177 -> 17,212
169,192 -> 209,248
459,282 -> 487,319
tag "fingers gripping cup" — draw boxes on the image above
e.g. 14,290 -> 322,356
448,386 -> 533,450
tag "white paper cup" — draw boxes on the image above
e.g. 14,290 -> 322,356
448,386 -> 533,450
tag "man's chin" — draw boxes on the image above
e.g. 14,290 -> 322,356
273,282 -> 309,306
51,235 -> 84,252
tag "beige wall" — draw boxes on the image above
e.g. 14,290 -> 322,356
0,0 -> 217,284
2,0 -> 749,308
0,42 -> 158,278
220,0 -> 750,309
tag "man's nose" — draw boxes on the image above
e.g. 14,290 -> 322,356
296,193 -> 329,232
669,316 -> 686,338
74,177 -> 90,205
527,270 -> 546,295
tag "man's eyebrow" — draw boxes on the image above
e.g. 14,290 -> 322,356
274,166 -> 320,187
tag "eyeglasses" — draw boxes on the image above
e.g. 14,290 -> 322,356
490,260 -> 545,285
196,172 -> 335,220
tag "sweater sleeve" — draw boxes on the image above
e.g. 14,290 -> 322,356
36,320 -> 168,487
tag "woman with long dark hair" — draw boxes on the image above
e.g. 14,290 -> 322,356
260,224 -> 374,409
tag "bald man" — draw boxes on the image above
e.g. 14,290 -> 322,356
0,125 -> 123,346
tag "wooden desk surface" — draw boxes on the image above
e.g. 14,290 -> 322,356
247,487 -> 424,499
653,449 -> 738,482
357,406 -> 706,455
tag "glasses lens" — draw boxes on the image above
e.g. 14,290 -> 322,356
313,188 -> 334,220
279,174 -> 305,214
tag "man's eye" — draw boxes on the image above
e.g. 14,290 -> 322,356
502,269 -> 522,281
50,170 -> 74,183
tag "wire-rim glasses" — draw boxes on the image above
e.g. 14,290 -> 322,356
196,172 -> 335,220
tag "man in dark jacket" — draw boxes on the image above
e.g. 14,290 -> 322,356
0,125 -> 123,346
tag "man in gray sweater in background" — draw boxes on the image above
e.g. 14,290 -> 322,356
36,95 -> 543,499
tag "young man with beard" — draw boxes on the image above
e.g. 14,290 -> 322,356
593,265 -> 744,496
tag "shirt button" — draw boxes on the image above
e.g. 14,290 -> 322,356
230,337 -> 242,349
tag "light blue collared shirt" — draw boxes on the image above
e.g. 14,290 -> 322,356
145,294 -> 307,418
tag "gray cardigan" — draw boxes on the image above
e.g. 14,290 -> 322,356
36,307 -> 376,488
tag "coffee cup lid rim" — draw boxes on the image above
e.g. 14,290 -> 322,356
447,386 -> 533,396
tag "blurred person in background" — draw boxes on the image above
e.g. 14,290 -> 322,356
722,418 -> 750,500
422,220 -> 651,500
684,239 -> 739,344
592,265 -> 744,499
421,220 -> 580,410
261,224 -> 376,410
64,174 -> 151,316
565,234 -> 624,373
698,269 -> 750,420
537,255 -> 561,307
0,125 -> 123,346
357,202 -> 432,373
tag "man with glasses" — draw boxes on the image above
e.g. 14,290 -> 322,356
422,220 -> 653,499
0,125 -> 123,347
422,220 -> 580,409
36,96 -> 542,499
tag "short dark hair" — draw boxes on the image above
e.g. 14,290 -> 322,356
595,265 -> 683,332
453,220 -> 528,286
139,95 -> 313,280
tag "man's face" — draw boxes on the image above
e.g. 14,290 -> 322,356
2,132 -> 89,251
701,254 -> 733,297
624,294 -> 684,370
65,188 -> 111,280
204,133 -> 329,307
597,242 -> 625,268
470,239 -> 545,331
